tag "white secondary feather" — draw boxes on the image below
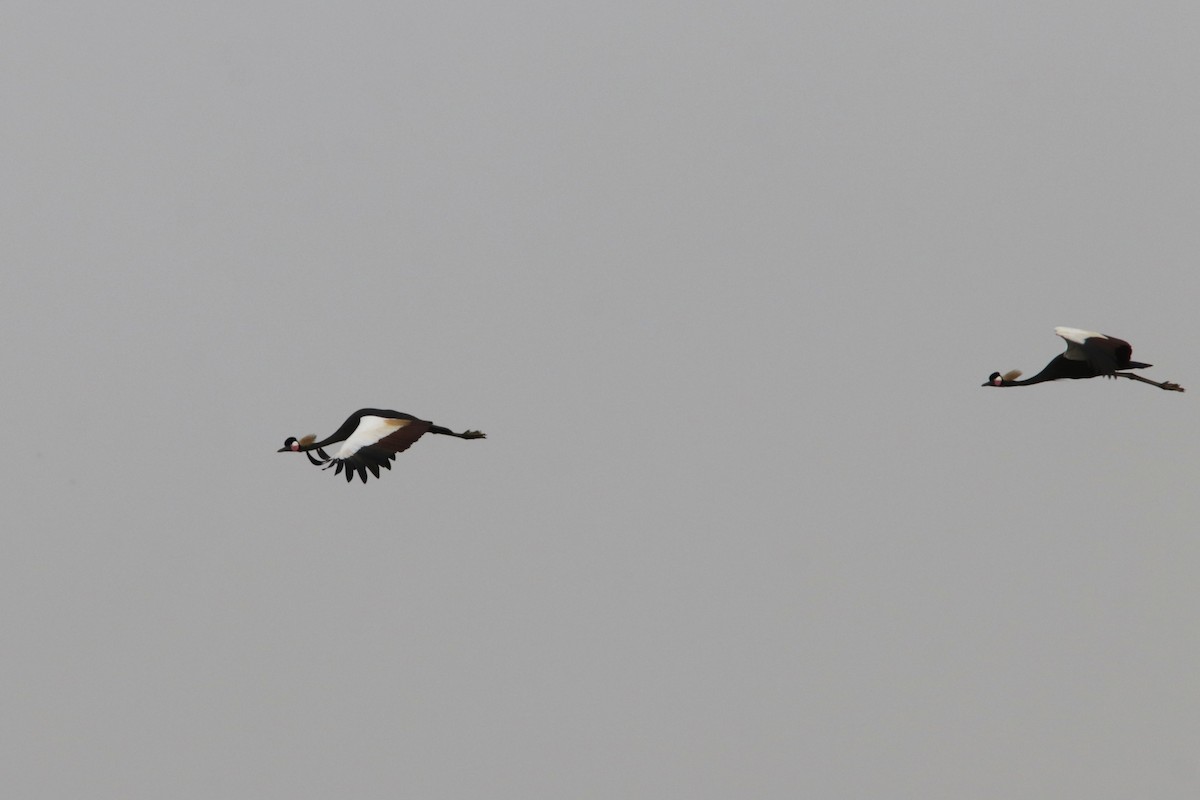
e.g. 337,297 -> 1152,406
1055,326 -> 1104,360
335,416 -> 408,458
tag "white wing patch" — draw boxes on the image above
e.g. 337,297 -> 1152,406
1055,327 -> 1104,360
335,416 -> 410,458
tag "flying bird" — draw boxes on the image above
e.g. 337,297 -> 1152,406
983,327 -> 1184,392
279,408 -> 486,483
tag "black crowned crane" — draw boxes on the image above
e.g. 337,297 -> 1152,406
279,408 -> 485,483
983,327 -> 1184,392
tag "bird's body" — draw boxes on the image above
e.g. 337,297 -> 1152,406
983,327 -> 1184,392
278,408 -> 485,483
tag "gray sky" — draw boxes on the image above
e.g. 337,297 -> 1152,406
3,2 -> 1199,797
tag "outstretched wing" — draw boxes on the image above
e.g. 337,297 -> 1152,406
1055,327 -> 1122,375
326,416 -> 434,483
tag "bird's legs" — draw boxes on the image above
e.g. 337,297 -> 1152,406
429,425 -> 487,439
1114,372 -> 1186,392
304,446 -> 333,466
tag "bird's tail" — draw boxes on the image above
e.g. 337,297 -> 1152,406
1126,361 -> 1152,370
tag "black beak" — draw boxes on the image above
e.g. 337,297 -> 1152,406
277,446 -> 290,452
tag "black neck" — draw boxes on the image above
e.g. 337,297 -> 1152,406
1002,373 -> 1056,386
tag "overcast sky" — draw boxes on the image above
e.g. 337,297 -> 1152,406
3,2 -> 1199,798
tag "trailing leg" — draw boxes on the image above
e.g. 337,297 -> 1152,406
429,425 -> 487,439
1116,372 -> 1185,392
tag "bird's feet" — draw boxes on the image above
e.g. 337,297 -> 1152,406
1162,381 -> 1185,392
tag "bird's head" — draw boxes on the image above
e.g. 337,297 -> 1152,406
982,370 -> 1022,387
277,434 -> 316,452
